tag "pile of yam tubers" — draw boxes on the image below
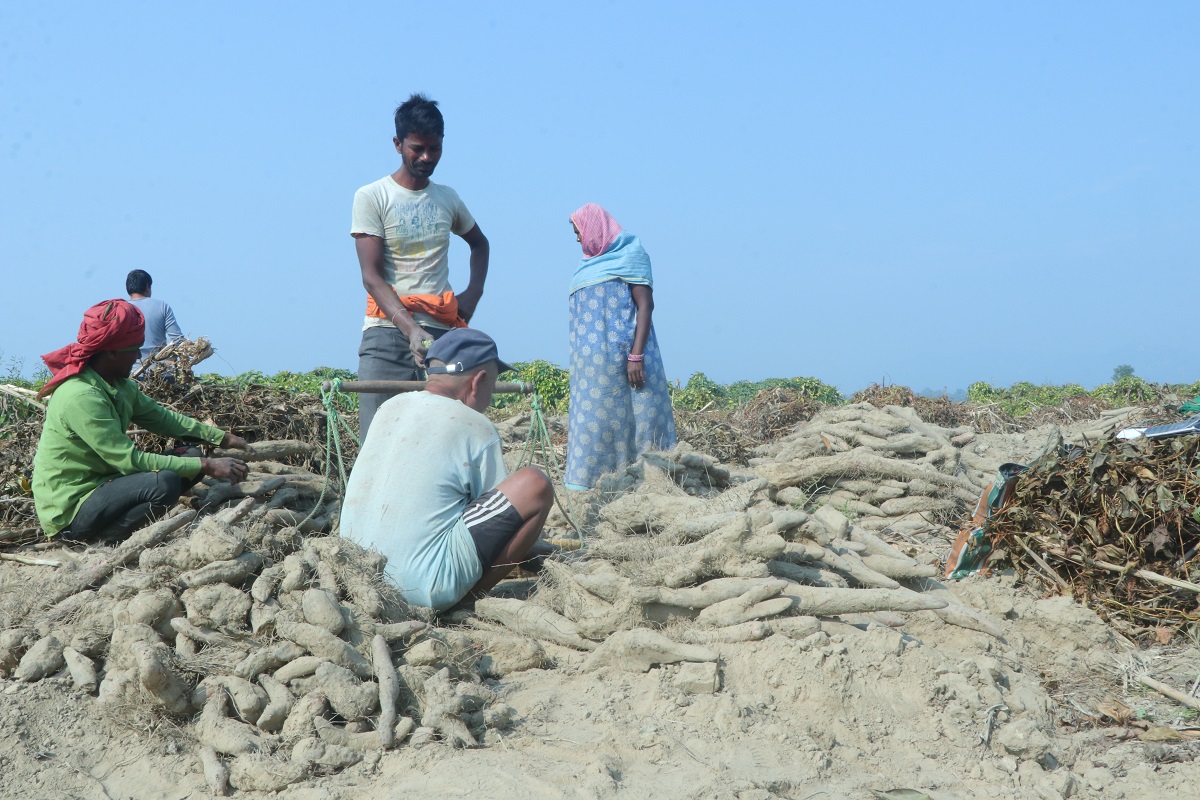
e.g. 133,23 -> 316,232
0,443 -> 521,794
480,407 -> 1017,676
0,405 -> 1059,794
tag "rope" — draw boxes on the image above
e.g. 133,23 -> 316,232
517,393 -> 585,544
303,379 -> 360,528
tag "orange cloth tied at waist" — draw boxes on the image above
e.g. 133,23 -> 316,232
365,290 -> 467,328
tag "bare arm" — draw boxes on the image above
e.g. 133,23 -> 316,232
628,284 -> 654,389
456,224 -> 490,323
354,233 -> 430,365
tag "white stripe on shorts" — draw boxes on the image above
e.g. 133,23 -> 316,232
462,491 -> 514,528
462,491 -> 507,522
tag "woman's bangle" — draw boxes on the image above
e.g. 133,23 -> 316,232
390,310 -> 403,328
627,353 -> 644,362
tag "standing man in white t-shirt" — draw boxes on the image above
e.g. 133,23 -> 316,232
350,93 -> 491,442
339,328 -> 553,611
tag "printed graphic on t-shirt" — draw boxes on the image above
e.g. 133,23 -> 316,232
387,199 -> 451,269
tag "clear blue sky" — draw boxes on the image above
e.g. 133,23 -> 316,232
1,2 -> 1196,394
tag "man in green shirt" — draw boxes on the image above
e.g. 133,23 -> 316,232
33,299 -> 249,539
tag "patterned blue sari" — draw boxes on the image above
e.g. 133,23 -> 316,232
565,279 -> 677,489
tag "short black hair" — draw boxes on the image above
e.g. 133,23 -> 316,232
394,93 -> 444,142
126,269 -> 152,295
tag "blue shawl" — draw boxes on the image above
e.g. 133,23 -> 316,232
569,231 -> 653,296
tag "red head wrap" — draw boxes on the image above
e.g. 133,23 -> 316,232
38,299 -> 145,397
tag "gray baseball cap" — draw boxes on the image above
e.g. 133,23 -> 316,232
425,328 -> 514,375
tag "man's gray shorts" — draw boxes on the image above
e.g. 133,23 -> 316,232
356,325 -> 448,442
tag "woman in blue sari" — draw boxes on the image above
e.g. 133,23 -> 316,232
565,203 -> 676,490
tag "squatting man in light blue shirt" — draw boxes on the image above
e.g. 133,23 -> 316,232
339,328 -> 553,611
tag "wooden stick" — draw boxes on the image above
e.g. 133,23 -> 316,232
322,379 -> 533,395
1041,545 -> 1200,595
1088,559 -> 1200,595
0,383 -> 46,411
0,527 -> 41,542
0,553 -> 60,567
1138,674 -> 1200,712
1014,538 -> 1070,590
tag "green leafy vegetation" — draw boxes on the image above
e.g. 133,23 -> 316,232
197,362 -> 572,416
198,366 -> 357,393
196,367 -> 359,412
0,357 -> 43,434
1091,376 -> 1159,407
966,381 -> 1089,416
669,372 -> 725,410
175,370 -> 1200,424
968,377 -> 1200,418
7,350 -> 1197,424
497,360 -> 570,413
671,372 -> 843,411
1,351 -> 48,392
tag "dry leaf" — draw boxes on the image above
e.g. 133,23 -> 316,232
1096,699 -> 1134,724
1139,725 -> 1183,742
1146,525 -> 1172,557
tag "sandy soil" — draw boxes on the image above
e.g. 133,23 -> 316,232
3,570 -> 1197,800
2,410 -> 1198,800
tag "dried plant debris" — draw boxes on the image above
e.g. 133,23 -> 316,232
990,433 -> 1200,635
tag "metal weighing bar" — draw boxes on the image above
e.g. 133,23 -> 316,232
321,379 -> 534,395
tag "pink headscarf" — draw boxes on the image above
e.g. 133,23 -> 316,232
570,203 -> 623,258
39,299 -> 145,397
